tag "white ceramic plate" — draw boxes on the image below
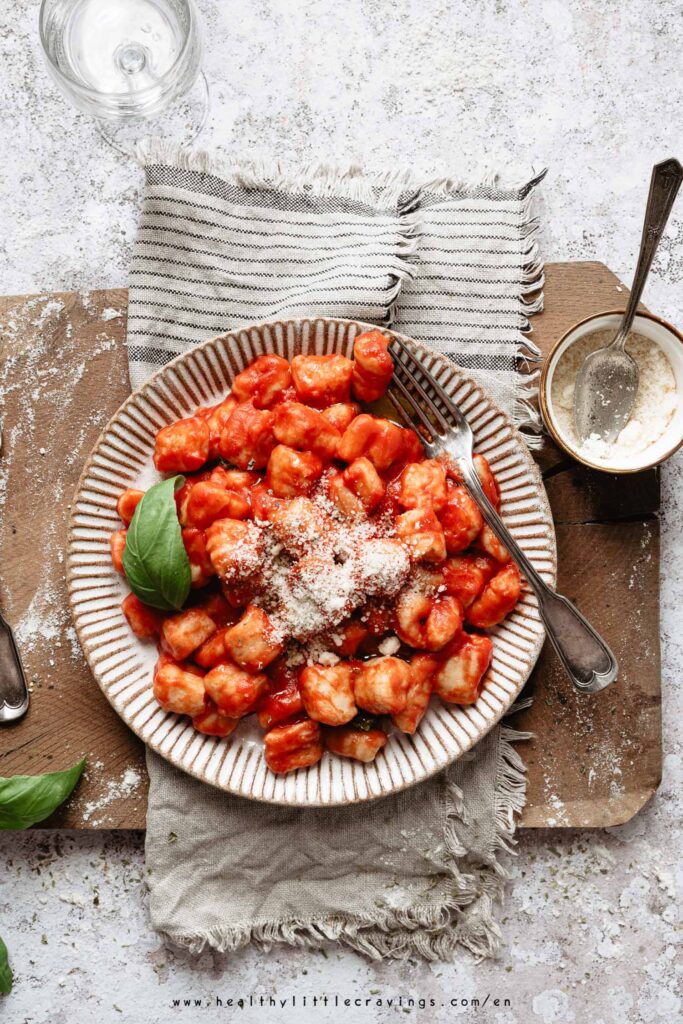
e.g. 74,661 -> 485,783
67,318 -> 556,806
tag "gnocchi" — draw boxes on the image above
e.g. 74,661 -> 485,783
337,414 -> 405,471
121,593 -> 165,639
433,633 -> 493,705
398,460 -> 448,512
266,444 -> 324,498
291,353 -> 354,407
224,605 -> 283,671
153,660 -> 206,717
257,662 -> 305,729
354,656 -> 410,715
392,654 -> 439,734
182,527 -> 215,588
264,718 -> 324,774
466,562 -> 522,628
325,725 -> 388,763
154,416 -> 210,473
299,663 -> 357,726
217,401 -> 276,470
439,484 -> 484,554
440,553 -> 498,607
202,396 -> 238,460
116,488 -> 144,525
351,330 -> 393,403
273,401 -> 341,461
110,529 -> 127,575
394,509 -> 447,562
116,345 -> 524,774
204,660 -> 269,717
180,480 -> 250,529
192,698 -> 239,738
327,457 -> 385,516
395,590 -> 463,651
161,607 -> 217,661
231,353 -> 292,409
205,518 -> 263,581
321,402 -> 360,433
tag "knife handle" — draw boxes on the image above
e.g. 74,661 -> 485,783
0,612 -> 30,722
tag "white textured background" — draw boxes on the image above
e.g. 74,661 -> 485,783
1,1 -> 682,1022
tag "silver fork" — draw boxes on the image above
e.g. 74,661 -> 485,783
386,336 -> 618,694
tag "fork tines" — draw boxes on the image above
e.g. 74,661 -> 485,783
387,337 -> 460,444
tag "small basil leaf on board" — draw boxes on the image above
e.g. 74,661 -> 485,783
122,475 -> 191,612
0,937 -> 12,994
0,759 -> 86,831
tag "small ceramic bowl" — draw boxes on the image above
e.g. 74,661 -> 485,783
540,310 -> 683,473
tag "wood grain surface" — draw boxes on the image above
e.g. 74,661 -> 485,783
0,262 -> 662,828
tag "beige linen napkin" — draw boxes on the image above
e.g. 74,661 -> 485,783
129,146 -> 545,959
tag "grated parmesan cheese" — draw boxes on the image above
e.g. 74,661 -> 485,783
551,329 -> 678,464
378,635 -> 401,656
232,482 -> 414,661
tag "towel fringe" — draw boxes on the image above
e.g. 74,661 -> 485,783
506,693 -> 535,715
415,165 -> 548,202
137,140 -> 547,210
513,361 -> 544,448
138,139 -> 418,211
508,172 -> 546,450
160,729 -> 531,964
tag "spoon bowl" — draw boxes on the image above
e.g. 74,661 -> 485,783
573,344 -> 639,443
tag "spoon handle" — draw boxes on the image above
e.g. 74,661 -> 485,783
612,157 -> 683,350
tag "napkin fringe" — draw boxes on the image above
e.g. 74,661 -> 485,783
514,185 -> 546,449
137,139 -> 421,211
136,139 -> 545,207
161,726 -> 530,964
492,725 -> 534,860
409,165 -> 548,202
513,368 -> 544,447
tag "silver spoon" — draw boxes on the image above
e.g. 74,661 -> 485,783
574,157 -> 683,445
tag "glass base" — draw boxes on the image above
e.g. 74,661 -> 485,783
95,71 -> 209,157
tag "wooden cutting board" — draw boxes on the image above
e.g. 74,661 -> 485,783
0,263 -> 661,828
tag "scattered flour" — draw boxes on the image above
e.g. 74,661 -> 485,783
81,767 -> 143,825
29,298 -> 65,330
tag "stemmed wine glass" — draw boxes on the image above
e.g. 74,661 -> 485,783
39,0 -> 209,155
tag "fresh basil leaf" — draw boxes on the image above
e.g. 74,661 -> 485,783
122,475 -> 191,612
0,937 -> 11,994
0,759 -> 86,831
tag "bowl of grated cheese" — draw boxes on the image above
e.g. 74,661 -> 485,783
540,310 -> 683,473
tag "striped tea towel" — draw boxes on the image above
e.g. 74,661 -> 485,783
130,143 -> 545,960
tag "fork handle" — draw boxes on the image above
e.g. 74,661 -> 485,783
459,462 -> 618,694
